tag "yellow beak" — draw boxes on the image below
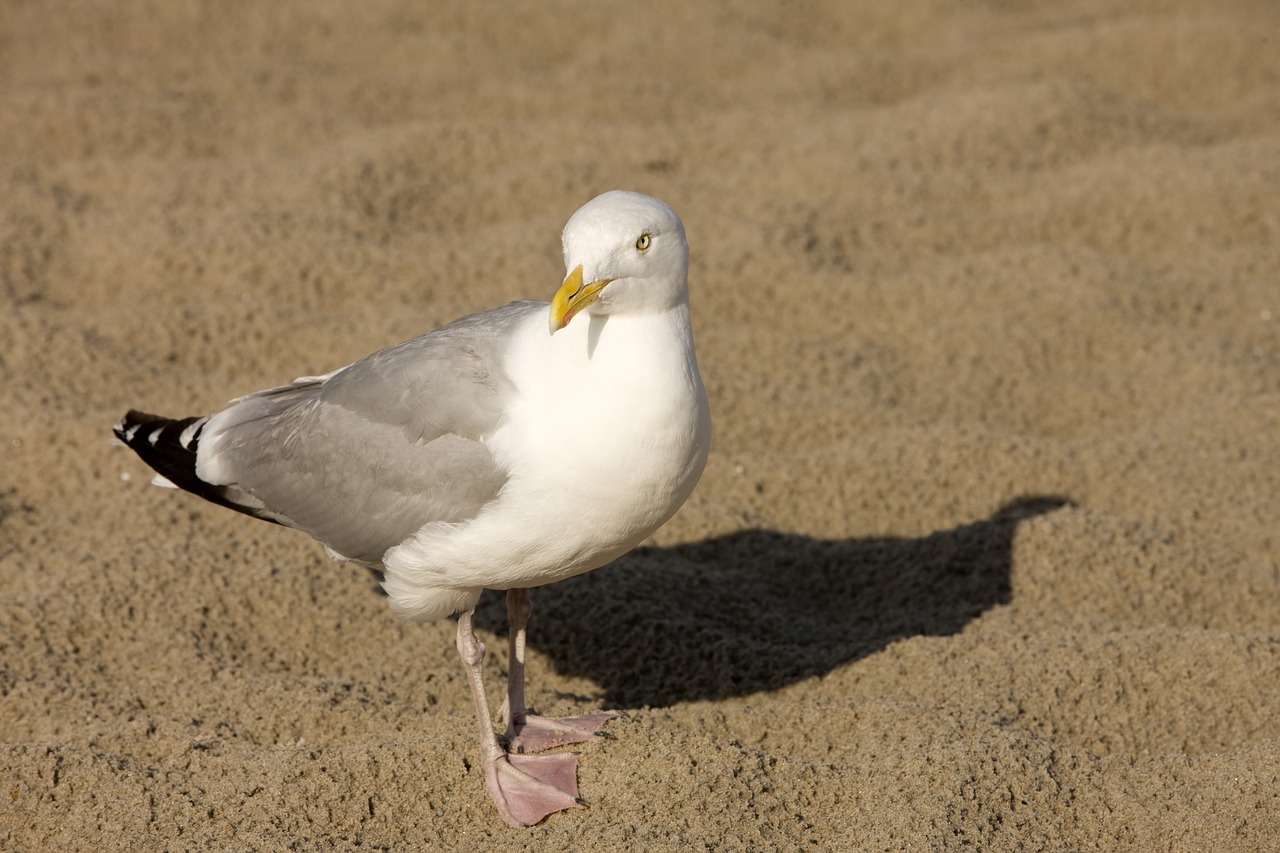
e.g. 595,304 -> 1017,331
548,265 -> 612,334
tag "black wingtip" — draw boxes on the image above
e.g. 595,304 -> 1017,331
114,410 -> 283,527
115,411 -> 208,475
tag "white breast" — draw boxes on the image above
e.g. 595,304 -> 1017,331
379,307 -> 710,621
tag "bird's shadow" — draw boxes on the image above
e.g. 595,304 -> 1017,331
475,495 -> 1071,708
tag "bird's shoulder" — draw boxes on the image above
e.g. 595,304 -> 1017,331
315,300 -> 545,440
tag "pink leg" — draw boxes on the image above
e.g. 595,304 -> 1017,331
503,588 -> 619,753
455,609 -> 582,827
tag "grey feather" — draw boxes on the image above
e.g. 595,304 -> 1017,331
200,301 -> 542,565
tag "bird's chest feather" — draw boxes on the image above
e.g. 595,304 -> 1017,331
496,315 -> 709,540
563,365 -> 705,499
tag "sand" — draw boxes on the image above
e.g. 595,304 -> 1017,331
3,0 -> 1279,849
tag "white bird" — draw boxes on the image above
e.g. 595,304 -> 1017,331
114,190 -> 711,827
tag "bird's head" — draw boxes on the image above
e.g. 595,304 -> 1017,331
549,191 -> 689,334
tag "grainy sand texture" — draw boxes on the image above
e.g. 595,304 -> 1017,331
3,1 -> 1279,850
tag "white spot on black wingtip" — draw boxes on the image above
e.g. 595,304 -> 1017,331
113,410 -> 288,528
178,417 -> 207,450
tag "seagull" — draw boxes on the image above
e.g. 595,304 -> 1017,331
113,190 -> 711,827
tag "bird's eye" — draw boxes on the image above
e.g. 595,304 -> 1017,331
635,233 -> 652,252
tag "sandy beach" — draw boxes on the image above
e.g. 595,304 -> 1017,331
3,0 -> 1279,849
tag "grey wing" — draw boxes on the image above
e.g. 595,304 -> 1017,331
196,301 -> 543,565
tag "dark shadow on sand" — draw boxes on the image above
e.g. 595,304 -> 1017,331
475,495 -> 1071,708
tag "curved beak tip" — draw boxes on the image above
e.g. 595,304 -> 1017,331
549,264 -> 610,335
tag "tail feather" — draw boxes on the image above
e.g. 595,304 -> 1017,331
113,410 -> 284,526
